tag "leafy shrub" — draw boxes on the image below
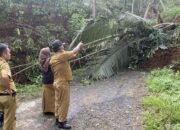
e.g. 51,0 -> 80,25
16,83 -> 42,96
143,69 -> 180,130
162,7 -> 180,21
146,68 -> 180,92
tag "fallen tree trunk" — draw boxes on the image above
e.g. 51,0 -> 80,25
153,22 -> 176,30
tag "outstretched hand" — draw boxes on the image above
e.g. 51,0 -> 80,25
79,42 -> 84,48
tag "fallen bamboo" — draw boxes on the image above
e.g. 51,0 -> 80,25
83,34 -> 120,48
12,34 -> 122,76
125,12 -> 147,22
11,63 -> 33,69
13,63 -> 38,77
12,48 -> 108,76
153,22 -> 175,28
70,48 -> 108,63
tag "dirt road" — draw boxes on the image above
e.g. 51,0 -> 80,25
16,71 -> 147,130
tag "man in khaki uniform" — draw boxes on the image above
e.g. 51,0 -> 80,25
50,40 -> 83,129
0,43 -> 16,130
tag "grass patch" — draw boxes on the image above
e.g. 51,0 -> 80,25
161,6 -> 180,21
73,67 -> 89,77
73,67 -> 93,85
143,68 -> 180,130
16,83 -> 42,96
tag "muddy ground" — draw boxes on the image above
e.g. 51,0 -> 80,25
16,70 -> 147,130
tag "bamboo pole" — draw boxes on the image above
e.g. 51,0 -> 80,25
83,34 -> 120,48
132,0 -> 135,14
11,63 -> 33,69
12,35 -> 121,76
125,12 -> 147,22
144,0 -> 153,19
13,63 -> 38,77
159,0 -> 165,10
70,48 -> 108,63
12,48 -> 108,76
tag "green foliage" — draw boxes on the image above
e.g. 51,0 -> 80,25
0,0 -> 179,84
12,38 -> 23,51
146,69 -> 180,92
0,0 -> 12,20
0,0 -> 92,84
16,83 -> 42,96
25,56 -> 41,83
143,69 -> 180,130
68,13 -> 87,37
70,16 -> 175,79
162,7 -> 180,21
73,68 -> 89,77
161,0 -> 180,21
143,112 -> 165,130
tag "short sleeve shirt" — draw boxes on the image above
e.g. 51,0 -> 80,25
0,58 -> 16,92
50,51 -> 75,82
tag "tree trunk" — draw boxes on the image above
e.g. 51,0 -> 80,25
112,0 -> 116,6
144,0 -> 160,19
26,1 -> 33,23
159,0 -> 165,10
123,0 -> 127,11
92,0 -> 96,19
157,13 -> 164,23
144,0 -> 153,19
132,0 -> 135,14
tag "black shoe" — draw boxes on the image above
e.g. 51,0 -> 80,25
43,112 -> 54,116
0,112 -> 3,128
58,121 -> 71,129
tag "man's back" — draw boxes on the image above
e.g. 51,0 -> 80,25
50,51 -> 75,82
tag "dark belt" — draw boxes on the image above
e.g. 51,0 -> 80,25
0,92 -> 16,97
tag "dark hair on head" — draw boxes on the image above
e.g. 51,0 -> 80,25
51,40 -> 63,52
0,43 -> 8,56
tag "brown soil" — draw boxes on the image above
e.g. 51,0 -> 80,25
139,46 -> 180,69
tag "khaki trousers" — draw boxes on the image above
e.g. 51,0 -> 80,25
54,81 -> 70,122
0,96 -> 16,130
42,84 -> 55,113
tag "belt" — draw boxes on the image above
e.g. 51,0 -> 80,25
0,92 -> 16,97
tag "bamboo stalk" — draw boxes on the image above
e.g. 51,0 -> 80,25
11,63 -> 33,69
11,34 -> 118,76
132,0 -> 135,14
159,0 -> 165,10
125,12 -> 147,22
12,48 -> 108,76
70,48 -> 108,63
144,0 -> 152,19
83,34 -> 120,48
153,22 -> 175,28
13,62 -> 38,77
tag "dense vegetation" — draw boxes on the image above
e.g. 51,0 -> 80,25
71,17 -> 180,79
143,69 -> 180,130
0,0 -> 179,82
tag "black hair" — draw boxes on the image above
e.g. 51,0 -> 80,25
0,43 -> 8,56
51,40 -> 63,52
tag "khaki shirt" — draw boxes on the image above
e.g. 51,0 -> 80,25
0,58 -> 16,93
50,51 -> 75,82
